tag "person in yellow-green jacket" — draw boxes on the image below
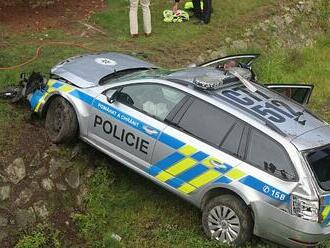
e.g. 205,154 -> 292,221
173,0 -> 212,24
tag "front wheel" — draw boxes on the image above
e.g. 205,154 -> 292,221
45,97 -> 78,143
202,194 -> 253,246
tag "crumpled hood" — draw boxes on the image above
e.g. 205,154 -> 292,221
51,52 -> 158,88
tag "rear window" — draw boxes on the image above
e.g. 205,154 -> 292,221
306,144 -> 330,191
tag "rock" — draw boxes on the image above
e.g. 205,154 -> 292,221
56,183 -> 67,191
33,200 -> 49,219
5,158 -> 26,184
0,186 -> 11,201
225,37 -> 232,44
65,167 -> 80,189
15,207 -> 36,227
15,188 -> 33,206
49,158 -> 72,179
33,166 -> 48,178
0,173 -> 8,183
30,181 -> 40,192
0,215 -> 8,227
111,233 -> 122,242
29,152 -> 41,167
41,178 -> 54,191
231,40 -> 248,50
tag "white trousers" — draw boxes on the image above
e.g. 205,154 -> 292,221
129,0 -> 151,35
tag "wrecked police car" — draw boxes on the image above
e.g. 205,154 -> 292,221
26,52 -> 330,247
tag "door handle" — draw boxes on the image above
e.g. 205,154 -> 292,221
143,126 -> 158,136
210,160 -> 227,169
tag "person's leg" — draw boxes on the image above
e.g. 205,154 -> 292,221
203,0 -> 212,24
129,0 -> 139,35
140,0 -> 151,35
192,0 -> 202,20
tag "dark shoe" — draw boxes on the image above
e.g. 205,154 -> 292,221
145,33 -> 152,37
131,34 -> 139,38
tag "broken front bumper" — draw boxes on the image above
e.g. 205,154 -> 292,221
252,201 -> 330,247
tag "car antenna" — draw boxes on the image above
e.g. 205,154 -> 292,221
228,68 -> 257,93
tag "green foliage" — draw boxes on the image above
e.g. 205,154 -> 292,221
15,223 -> 61,248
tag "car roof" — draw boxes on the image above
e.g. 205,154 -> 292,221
164,70 -> 329,150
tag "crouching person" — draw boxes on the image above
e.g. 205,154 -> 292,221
173,0 -> 212,24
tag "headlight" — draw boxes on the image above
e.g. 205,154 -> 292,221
291,194 -> 319,222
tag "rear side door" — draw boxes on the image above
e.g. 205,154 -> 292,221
88,83 -> 188,171
149,98 -> 248,196
266,84 -> 314,105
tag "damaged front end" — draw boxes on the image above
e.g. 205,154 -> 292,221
0,72 -> 46,106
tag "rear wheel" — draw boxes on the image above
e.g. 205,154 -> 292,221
45,97 -> 78,143
202,194 -> 253,246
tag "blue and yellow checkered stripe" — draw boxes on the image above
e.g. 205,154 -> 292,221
321,196 -> 330,226
149,144 -> 246,194
30,80 -> 76,112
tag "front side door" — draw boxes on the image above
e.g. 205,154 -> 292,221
266,84 -> 314,105
88,83 -> 188,170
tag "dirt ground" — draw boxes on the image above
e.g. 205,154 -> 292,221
0,0 -> 106,32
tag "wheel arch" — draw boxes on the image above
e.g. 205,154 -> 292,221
41,93 -> 81,132
200,185 -> 251,210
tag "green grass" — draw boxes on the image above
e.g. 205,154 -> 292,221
0,0 -> 329,247
15,223 -> 61,248
73,166 -> 273,248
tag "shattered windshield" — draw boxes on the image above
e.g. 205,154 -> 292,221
306,144 -> 330,191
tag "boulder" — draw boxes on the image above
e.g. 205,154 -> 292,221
5,158 -> 26,184
15,188 -> 33,206
41,178 -> 54,191
15,207 -> 36,227
0,186 -> 11,201
33,200 -> 49,219
65,167 -> 80,189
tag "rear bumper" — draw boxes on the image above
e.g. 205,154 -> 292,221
252,201 -> 330,247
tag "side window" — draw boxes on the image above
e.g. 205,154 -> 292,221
178,99 -> 242,149
117,84 -> 186,121
246,130 -> 297,181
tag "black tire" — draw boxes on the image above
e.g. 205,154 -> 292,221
202,194 -> 253,246
45,97 -> 78,143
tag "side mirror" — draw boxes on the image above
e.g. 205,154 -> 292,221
105,89 -> 121,104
